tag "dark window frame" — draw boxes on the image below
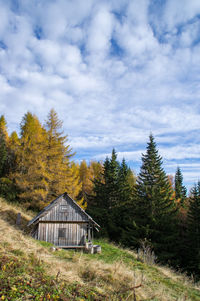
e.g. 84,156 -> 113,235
58,228 -> 66,238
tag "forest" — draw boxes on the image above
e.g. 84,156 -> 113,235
0,109 -> 199,280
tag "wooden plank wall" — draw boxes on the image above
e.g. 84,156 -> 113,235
38,222 -> 88,246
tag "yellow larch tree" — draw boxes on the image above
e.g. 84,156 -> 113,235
45,109 -> 82,205
13,112 -> 49,210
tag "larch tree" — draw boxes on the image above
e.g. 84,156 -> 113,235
45,109 -> 82,204
0,115 -> 9,178
7,131 -> 20,174
79,160 -> 94,204
132,134 -> 178,263
66,161 -> 85,209
14,112 -> 49,209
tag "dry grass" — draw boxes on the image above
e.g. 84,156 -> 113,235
0,197 -> 200,301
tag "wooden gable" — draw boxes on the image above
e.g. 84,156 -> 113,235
39,194 -> 89,222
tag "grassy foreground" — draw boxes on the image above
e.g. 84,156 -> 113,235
0,198 -> 200,300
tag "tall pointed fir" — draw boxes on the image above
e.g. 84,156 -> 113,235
87,149 -> 135,242
13,112 -> 49,209
186,183 -> 200,277
115,158 -> 136,244
132,134 -> 177,264
87,149 -> 120,238
175,167 -> 187,206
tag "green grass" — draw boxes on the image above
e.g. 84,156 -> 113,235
0,249 -> 107,301
1,196 -> 200,301
50,238 -> 200,301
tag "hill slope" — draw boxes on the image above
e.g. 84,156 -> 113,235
0,198 -> 200,301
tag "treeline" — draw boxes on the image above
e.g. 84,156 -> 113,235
0,111 -> 199,278
0,109 -> 102,210
87,135 -> 200,279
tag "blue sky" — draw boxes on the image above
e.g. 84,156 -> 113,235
1,0 -> 200,191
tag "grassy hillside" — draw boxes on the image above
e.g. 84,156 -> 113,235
0,198 -> 200,301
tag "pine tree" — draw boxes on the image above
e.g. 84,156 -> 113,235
175,167 -> 187,206
132,134 -> 177,263
186,183 -> 200,277
13,112 -> 49,209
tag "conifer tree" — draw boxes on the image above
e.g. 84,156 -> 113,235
45,109 -> 82,204
175,167 -> 187,206
66,161 -> 85,209
0,115 -> 8,178
0,116 -> 16,200
89,160 -> 103,181
186,183 -> 200,277
132,134 -> 177,263
87,150 -> 120,237
7,131 -> 20,174
87,149 -> 135,241
114,158 -> 136,244
79,160 -> 94,203
13,112 -> 49,209
118,158 -> 135,204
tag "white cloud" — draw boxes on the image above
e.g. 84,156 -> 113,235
87,5 -> 114,56
0,0 -> 200,187
164,0 -> 200,30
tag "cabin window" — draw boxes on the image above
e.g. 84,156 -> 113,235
58,228 -> 66,238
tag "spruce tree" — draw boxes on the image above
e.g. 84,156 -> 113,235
87,149 -> 120,238
186,183 -> 200,277
115,158 -> 136,244
118,158 -> 135,204
87,150 -> 135,241
175,167 -> 187,206
132,134 -> 177,263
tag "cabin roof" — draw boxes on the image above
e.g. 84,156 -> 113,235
28,192 -> 100,228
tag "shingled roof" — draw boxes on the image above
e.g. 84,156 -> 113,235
28,192 -> 100,228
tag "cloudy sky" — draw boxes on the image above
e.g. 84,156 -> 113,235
1,0 -> 200,190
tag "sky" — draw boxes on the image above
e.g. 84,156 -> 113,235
0,0 -> 200,191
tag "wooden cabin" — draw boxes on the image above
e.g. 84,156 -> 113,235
28,192 -> 100,248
